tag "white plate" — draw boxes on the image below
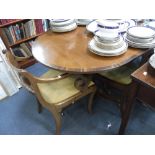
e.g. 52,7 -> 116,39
149,54 -> 155,69
127,26 -> 155,39
86,20 -> 136,33
88,39 -> 128,56
125,36 -> 155,48
126,34 -> 154,43
50,19 -> 75,26
94,36 -> 124,50
76,19 -> 93,25
86,20 -> 136,34
86,20 -> 98,33
51,23 -> 77,32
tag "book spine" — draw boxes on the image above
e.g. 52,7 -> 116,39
3,27 -> 14,44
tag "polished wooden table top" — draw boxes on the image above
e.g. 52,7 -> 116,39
32,27 -> 148,73
132,62 -> 155,89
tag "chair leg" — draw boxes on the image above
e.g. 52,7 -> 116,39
52,111 -> 62,135
36,98 -> 43,113
88,90 -> 96,113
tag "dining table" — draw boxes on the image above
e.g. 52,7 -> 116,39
32,26 -> 153,134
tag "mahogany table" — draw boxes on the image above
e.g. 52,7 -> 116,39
32,27 -> 149,74
32,27 -> 153,134
119,62 -> 155,134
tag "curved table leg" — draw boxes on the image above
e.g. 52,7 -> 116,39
74,74 -> 92,92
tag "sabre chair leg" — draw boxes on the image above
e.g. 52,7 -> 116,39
53,112 -> 62,135
88,89 -> 96,114
36,98 -> 43,113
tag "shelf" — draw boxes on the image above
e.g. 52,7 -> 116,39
9,33 -> 43,47
0,19 -> 27,28
18,58 -> 36,68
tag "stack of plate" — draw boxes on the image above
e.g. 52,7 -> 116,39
149,54 -> 155,69
86,19 -> 136,34
50,19 -> 77,32
76,19 -> 93,26
88,20 -> 128,56
125,26 -> 155,48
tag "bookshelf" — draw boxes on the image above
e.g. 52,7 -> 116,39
0,19 -> 50,68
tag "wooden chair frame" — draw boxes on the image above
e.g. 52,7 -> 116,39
6,50 -> 96,134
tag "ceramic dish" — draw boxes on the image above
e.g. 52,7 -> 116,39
86,20 -> 136,34
96,19 -> 119,29
107,19 -> 136,33
94,36 -> 124,50
95,35 -> 120,43
149,54 -> 155,69
126,34 -> 154,43
88,39 -> 128,56
50,19 -> 69,22
127,26 -> 155,39
125,37 -> 155,48
95,30 -> 119,40
76,19 -> 93,25
50,19 -> 75,26
51,23 -> 77,32
145,21 -> 155,30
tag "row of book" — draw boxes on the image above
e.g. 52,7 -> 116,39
12,41 -> 34,60
1,19 -> 50,45
0,19 -> 20,25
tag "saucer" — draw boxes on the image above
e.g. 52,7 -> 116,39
88,38 -> 128,56
51,23 -> 77,32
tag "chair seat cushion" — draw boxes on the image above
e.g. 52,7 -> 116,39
99,65 -> 138,85
38,70 -> 94,104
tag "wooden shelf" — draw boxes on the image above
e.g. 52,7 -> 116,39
0,19 -> 50,68
18,58 -> 36,68
0,19 -> 27,28
9,33 -> 43,47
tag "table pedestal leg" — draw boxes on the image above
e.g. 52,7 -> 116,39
74,74 -> 92,92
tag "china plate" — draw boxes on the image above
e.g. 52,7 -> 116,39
125,35 -> 155,48
50,19 -> 75,26
149,54 -> 155,69
127,26 -> 155,39
51,23 -> 77,32
76,19 -> 93,26
88,39 -> 128,56
86,20 -> 136,34
126,34 -> 154,43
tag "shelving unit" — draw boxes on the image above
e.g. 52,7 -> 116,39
0,19 -> 50,68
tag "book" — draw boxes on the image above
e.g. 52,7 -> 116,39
20,43 -> 32,56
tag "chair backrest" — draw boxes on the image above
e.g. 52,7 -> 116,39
6,51 -> 35,93
6,50 -> 70,108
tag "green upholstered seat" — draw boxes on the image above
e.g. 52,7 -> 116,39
99,64 -> 139,85
41,69 -> 65,77
38,70 -> 94,104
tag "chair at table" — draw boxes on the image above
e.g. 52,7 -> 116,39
6,51 -> 96,134
93,49 -> 153,116
5,50 -> 63,113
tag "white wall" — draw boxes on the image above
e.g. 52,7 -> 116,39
0,38 -> 21,100
0,84 -> 7,100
